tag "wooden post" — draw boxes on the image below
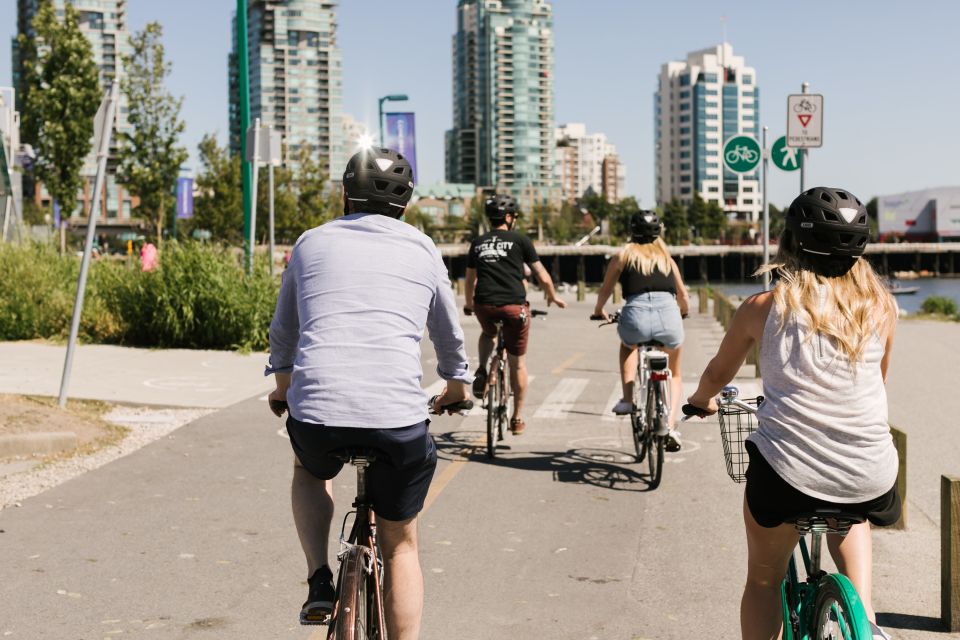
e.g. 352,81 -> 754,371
455,277 -> 464,296
943,475 -> 960,631
698,287 -> 708,314
577,256 -> 586,302
613,282 -> 622,304
551,254 -> 561,285
889,426 -> 907,530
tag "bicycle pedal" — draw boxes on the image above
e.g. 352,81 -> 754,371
300,611 -> 331,626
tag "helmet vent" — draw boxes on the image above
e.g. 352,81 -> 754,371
822,210 -> 840,223
393,167 -> 406,175
801,206 -> 811,219
819,192 -> 833,204
374,179 -> 389,191
837,191 -> 849,200
857,237 -> 867,247
393,185 -> 408,196
839,233 -> 853,245
858,215 -> 867,224
396,153 -> 405,160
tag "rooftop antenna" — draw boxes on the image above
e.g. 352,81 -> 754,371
720,16 -> 728,81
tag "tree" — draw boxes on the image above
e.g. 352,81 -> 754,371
662,199 -> 690,245
702,199 -> 728,241
609,196 -> 640,239
192,134 -> 242,243
254,162 -> 300,244
17,0 -> 100,215
687,194 -> 708,242
767,203 -> 786,240
291,146 -> 339,229
117,22 -> 188,244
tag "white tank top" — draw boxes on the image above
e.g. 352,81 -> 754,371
749,297 -> 898,502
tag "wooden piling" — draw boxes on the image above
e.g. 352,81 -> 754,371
577,256 -> 586,302
942,475 -> 960,631
890,427 -> 907,530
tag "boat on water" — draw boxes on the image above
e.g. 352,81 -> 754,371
889,281 -> 919,295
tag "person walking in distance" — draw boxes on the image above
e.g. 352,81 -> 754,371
464,194 -> 566,435
266,147 -> 472,639
687,187 -> 900,640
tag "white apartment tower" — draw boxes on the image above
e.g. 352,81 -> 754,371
655,43 -> 760,220
555,123 -> 623,204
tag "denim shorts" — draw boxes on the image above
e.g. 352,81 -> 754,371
617,292 -> 684,348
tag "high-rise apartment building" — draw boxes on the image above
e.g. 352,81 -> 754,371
446,0 -> 557,208
555,122 -> 623,204
14,0 -> 135,220
229,0 -> 343,174
655,43 -> 760,220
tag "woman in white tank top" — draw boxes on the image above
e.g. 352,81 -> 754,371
686,187 -> 899,640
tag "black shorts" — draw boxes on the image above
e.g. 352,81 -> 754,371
286,418 -> 437,522
744,441 -> 901,529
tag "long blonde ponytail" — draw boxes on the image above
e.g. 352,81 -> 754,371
621,237 -> 673,277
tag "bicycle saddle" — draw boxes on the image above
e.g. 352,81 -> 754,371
640,340 -> 666,348
329,447 -> 381,464
786,508 -> 865,533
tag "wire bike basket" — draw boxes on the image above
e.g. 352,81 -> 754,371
717,388 -> 764,483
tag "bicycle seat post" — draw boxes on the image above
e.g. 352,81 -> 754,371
807,529 -> 824,576
352,456 -> 373,508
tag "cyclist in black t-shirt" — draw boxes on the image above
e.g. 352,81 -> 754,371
464,194 -> 566,435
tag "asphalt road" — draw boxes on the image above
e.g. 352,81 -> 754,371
0,298 -> 957,639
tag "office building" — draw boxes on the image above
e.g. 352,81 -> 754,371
446,0 -> 557,209
878,187 -> 960,242
14,0 -> 135,221
655,43 -> 760,220
229,0 -> 343,174
555,122 -> 623,204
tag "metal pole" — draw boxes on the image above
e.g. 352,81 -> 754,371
249,117 -> 261,274
378,98 -> 384,147
799,81 -> 809,192
237,0 -> 253,272
1,196 -> 10,242
268,159 -> 275,277
58,81 -> 118,408
762,125 -> 770,291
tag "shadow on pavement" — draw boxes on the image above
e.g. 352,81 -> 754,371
433,431 -> 657,492
876,612 -> 944,632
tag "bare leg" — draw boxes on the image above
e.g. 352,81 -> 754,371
741,495 -> 799,640
476,333 -> 494,374
620,343 -> 638,403
377,515 -> 422,640
827,522 -> 876,622
507,353 -> 528,421
662,345 -> 683,427
291,457 -> 334,576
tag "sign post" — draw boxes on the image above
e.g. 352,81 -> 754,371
787,84 -> 823,192
761,126 -> 770,291
245,118 -> 262,274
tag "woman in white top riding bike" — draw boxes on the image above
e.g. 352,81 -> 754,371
593,211 -> 690,451
686,187 -> 899,640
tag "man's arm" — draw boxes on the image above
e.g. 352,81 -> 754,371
464,267 -> 478,312
427,255 -> 473,405
265,256 -> 300,414
530,261 -> 566,308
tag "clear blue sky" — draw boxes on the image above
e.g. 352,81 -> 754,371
3,0 -> 959,209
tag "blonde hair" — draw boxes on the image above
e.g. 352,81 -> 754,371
621,237 -> 673,277
756,236 -> 895,363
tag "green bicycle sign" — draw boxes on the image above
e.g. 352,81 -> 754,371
723,135 -> 761,173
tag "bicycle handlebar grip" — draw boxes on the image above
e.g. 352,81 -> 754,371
531,309 -> 548,317
681,403 -> 708,418
463,306 -> 474,316
427,396 -> 475,415
589,314 -> 605,321
269,399 -> 289,416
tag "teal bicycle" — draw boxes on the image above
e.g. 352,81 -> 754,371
686,386 -> 874,639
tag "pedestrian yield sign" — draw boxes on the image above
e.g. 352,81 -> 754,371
771,136 -> 801,172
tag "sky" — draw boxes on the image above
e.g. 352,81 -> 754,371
3,0 -> 960,209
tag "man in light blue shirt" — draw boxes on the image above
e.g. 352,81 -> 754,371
266,147 -> 471,637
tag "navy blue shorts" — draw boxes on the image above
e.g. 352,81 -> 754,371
286,418 -> 437,522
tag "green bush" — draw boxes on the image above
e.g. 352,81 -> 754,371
920,295 -> 958,317
0,241 -> 278,350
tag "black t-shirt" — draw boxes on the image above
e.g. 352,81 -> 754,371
467,230 -> 539,306
619,262 -> 676,297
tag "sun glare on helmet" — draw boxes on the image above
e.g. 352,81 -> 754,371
356,133 -> 375,150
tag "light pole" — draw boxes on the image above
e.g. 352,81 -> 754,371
378,94 -> 409,147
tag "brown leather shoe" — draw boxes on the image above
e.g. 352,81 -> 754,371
510,417 -> 526,435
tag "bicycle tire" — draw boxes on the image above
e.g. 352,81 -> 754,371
646,385 -> 664,489
631,411 -> 647,462
810,574 -> 872,640
485,364 -> 499,458
496,361 -> 507,440
330,545 -> 383,640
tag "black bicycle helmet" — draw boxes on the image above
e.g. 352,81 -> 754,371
484,193 -> 519,222
629,210 -> 663,243
342,147 -> 414,218
785,187 -> 869,258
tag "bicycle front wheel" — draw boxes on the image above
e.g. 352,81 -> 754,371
330,546 -> 384,640
645,386 -> 665,489
485,368 -> 499,458
810,574 -> 872,640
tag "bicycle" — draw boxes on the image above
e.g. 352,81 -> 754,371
478,308 -> 547,458
725,145 -> 759,165
593,311 -> 671,489
274,397 -> 472,638
682,387 -> 874,639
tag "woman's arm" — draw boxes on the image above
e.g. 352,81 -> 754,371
880,297 -> 897,383
593,253 -> 623,317
687,292 -> 773,412
670,257 -> 690,316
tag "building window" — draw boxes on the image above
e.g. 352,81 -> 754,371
680,163 -> 691,171
743,199 -> 754,204
743,75 -> 753,85
680,90 -> 690,99
680,103 -> 690,111
680,151 -> 691,158
681,187 -> 692,194
680,114 -> 690,123
680,74 -> 691,86
704,73 -> 718,83
680,127 -> 691,135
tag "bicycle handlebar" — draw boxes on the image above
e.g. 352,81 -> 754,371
592,311 -> 620,327
428,396 -> 474,415
531,309 -> 548,317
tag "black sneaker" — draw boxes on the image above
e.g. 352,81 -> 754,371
300,565 -> 335,625
472,368 -> 487,399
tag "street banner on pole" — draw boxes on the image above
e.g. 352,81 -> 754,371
176,177 -> 194,219
771,136 -> 802,172
787,94 -> 823,148
384,112 -> 418,182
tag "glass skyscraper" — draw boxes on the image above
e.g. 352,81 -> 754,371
655,43 -> 761,221
446,0 -> 557,206
229,0 -> 344,173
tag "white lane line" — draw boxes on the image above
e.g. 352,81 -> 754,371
601,381 -> 629,422
532,378 -> 589,420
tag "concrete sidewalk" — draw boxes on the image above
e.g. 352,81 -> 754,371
0,342 -> 272,408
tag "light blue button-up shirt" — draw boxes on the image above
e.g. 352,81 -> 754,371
266,213 -> 472,428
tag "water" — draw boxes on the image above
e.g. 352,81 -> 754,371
703,277 -> 960,314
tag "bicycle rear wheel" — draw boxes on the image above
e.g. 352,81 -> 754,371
329,546 -> 384,640
485,363 -> 501,458
810,574 -> 872,640
631,411 -> 647,462
496,361 -> 507,440
645,385 -> 665,489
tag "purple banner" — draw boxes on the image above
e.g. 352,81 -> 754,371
384,112 -> 418,183
176,177 -> 194,219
